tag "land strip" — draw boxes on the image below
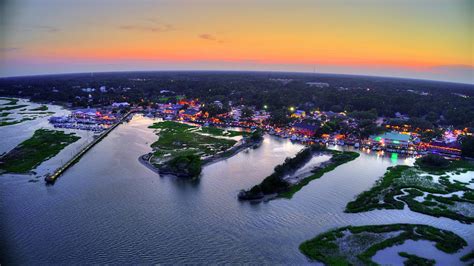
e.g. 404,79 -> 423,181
238,144 -> 359,200
299,224 -> 467,265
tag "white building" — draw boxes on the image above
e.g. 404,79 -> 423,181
112,102 -> 130,108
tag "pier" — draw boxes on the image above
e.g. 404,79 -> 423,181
45,111 -> 133,184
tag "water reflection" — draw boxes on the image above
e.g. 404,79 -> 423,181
0,115 -> 471,264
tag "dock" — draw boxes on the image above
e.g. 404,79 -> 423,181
45,111 -> 133,184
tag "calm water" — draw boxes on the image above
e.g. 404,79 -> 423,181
1,114 -> 473,264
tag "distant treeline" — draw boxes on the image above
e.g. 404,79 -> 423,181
1,71 -> 473,127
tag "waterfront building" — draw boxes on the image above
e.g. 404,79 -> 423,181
291,122 -> 319,136
370,132 -> 410,148
427,140 -> 462,156
291,110 -> 306,118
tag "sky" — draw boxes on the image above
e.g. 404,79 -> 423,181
0,0 -> 473,83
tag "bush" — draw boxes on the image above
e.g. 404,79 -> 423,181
416,154 -> 450,170
167,154 -> 202,177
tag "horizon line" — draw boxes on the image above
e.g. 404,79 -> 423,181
1,69 -> 473,86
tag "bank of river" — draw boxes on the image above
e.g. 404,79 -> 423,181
1,114 -> 473,264
0,99 -> 96,180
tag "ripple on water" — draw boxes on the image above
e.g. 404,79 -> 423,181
1,114 -> 473,264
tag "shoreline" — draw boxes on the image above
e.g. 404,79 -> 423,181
238,148 -> 360,201
139,137 -> 263,178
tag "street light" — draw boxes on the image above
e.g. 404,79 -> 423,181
289,107 -> 295,112
263,105 -> 268,109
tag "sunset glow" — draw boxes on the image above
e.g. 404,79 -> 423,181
1,0 -> 472,82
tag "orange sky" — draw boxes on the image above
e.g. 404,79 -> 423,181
1,0 -> 472,82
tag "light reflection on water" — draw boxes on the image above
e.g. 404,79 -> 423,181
0,114 -> 472,264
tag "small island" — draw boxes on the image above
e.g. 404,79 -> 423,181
0,98 -> 51,127
140,121 -> 262,178
299,224 -> 467,265
28,105 -> 48,111
238,144 -> 359,200
345,154 -> 474,224
0,129 -> 81,173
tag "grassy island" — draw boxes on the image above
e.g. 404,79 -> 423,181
145,121 -> 252,178
0,129 -> 80,173
238,145 -> 359,200
0,117 -> 35,127
0,97 -> 19,106
345,155 -> 474,224
460,250 -> 474,262
299,224 -> 467,265
398,252 -> 435,266
28,105 -> 48,111
0,104 -> 29,112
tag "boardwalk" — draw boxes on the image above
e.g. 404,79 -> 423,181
45,111 -> 133,184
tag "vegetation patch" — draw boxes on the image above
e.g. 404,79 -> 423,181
0,104 -> 29,112
299,224 -> 466,265
238,145 -> 359,200
148,121 -> 240,178
345,156 -> 474,223
197,126 -> 245,137
398,252 -> 435,266
18,111 -> 54,115
415,154 -> 450,170
279,151 -> 359,199
0,97 -> 19,106
0,117 -> 35,127
28,105 -> 48,111
0,129 -> 80,173
460,250 -> 474,262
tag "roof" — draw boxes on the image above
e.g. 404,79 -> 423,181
183,109 -> 199,115
171,104 -> 183,110
292,122 -> 319,131
371,132 -> 410,142
74,108 -> 97,114
429,140 -> 461,149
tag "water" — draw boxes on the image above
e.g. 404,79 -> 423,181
1,114 -> 473,264
373,240 -> 463,265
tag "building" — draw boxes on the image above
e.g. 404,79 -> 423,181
179,109 -> 201,120
291,110 -> 306,118
252,110 -> 270,123
112,102 -> 130,108
73,108 -> 98,118
395,112 -> 410,121
370,132 -> 410,148
427,140 -> 461,156
291,122 -> 319,136
306,82 -> 329,88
